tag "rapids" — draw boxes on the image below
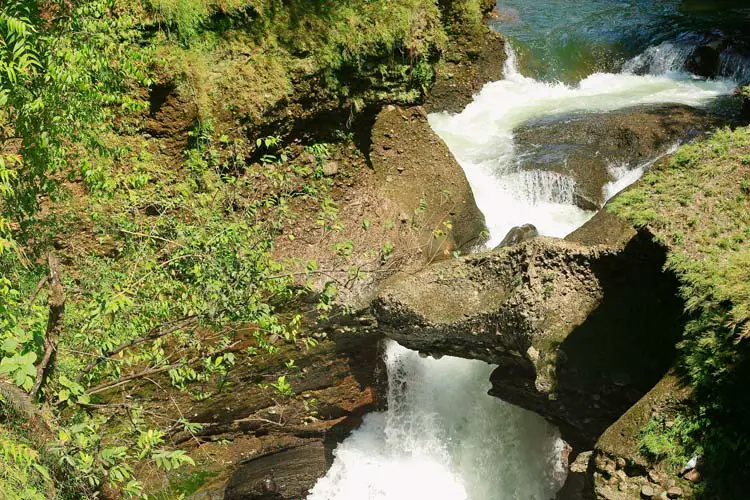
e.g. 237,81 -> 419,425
307,2 -> 746,498
428,47 -> 733,246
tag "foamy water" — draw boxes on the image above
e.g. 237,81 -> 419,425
307,42 -> 737,500
429,47 -> 734,245
307,342 -> 567,500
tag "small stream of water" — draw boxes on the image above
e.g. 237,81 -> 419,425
308,2 -> 747,498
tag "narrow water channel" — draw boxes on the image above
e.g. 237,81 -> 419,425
308,2 -> 747,498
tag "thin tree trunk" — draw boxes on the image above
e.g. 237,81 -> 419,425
32,253 -> 65,401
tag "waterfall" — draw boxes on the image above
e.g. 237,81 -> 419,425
307,41 -> 737,500
622,40 -> 750,83
428,44 -> 734,245
621,42 -> 696,75
602,143 -> 680,202
307,342 -> 567,500
506,170 -> 577,206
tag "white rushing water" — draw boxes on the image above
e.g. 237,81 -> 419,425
307,44 -> 737,500
623,40 -> 750,84
429,46 -> 735,245
308,342 -> 567,500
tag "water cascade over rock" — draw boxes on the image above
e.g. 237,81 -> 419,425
306,14 -> 745,500
307,342 -> 567,500
511,104 -> 721,210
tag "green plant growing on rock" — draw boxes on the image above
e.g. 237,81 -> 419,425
270,375 -> 294,398
305,143 -> 330,165
612,126 -> 750,498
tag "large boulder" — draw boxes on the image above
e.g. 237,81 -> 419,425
224,442 -> 330,500
687,41 -> 723,78
592,373 -> 693,500
512,104 -> 720,210
372,208 -> 683,449
371,106 -> 487,259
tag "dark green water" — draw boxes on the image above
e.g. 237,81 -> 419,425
492,0 -> 750,82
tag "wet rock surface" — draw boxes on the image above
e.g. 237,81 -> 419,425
496,223 -> 539,248
683,32 -> 750,80
426,0 -> 506,114
224,442 -> 329,500
426,29 -> 506,114
371,105 -> 488,258
512,104 -> 721,209
687,42 -> 722,78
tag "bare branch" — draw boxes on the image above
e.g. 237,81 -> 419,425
32,254 -> 65,401
118,229 -> 178,244
84,343 -> 239,397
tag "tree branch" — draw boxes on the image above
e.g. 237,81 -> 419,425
32,254 -> 65,401
76,316 -> 198,382
84,343 -> 239,397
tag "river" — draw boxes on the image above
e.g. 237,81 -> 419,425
307,1 -> 747,498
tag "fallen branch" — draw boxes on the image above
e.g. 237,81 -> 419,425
85,364 -> 177,396
0,377 -> 55,439
118,228 -> 177,244
0,377 -> 57,499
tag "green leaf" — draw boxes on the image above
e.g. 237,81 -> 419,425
1,337 -> 18,353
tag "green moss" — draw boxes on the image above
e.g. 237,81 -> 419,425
148,467 -> 218,499
141,0 -> 448,121
611,126 -> 750,497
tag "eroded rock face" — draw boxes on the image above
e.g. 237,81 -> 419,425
426,29 -> 506,114
183,327 -> 382,499
373,211 -> 683,449
371,105 -> 487,258
513,104 -> 720,210
144,83 -> 199,151
426,1 -> 506,114
224,442 -> 329,500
